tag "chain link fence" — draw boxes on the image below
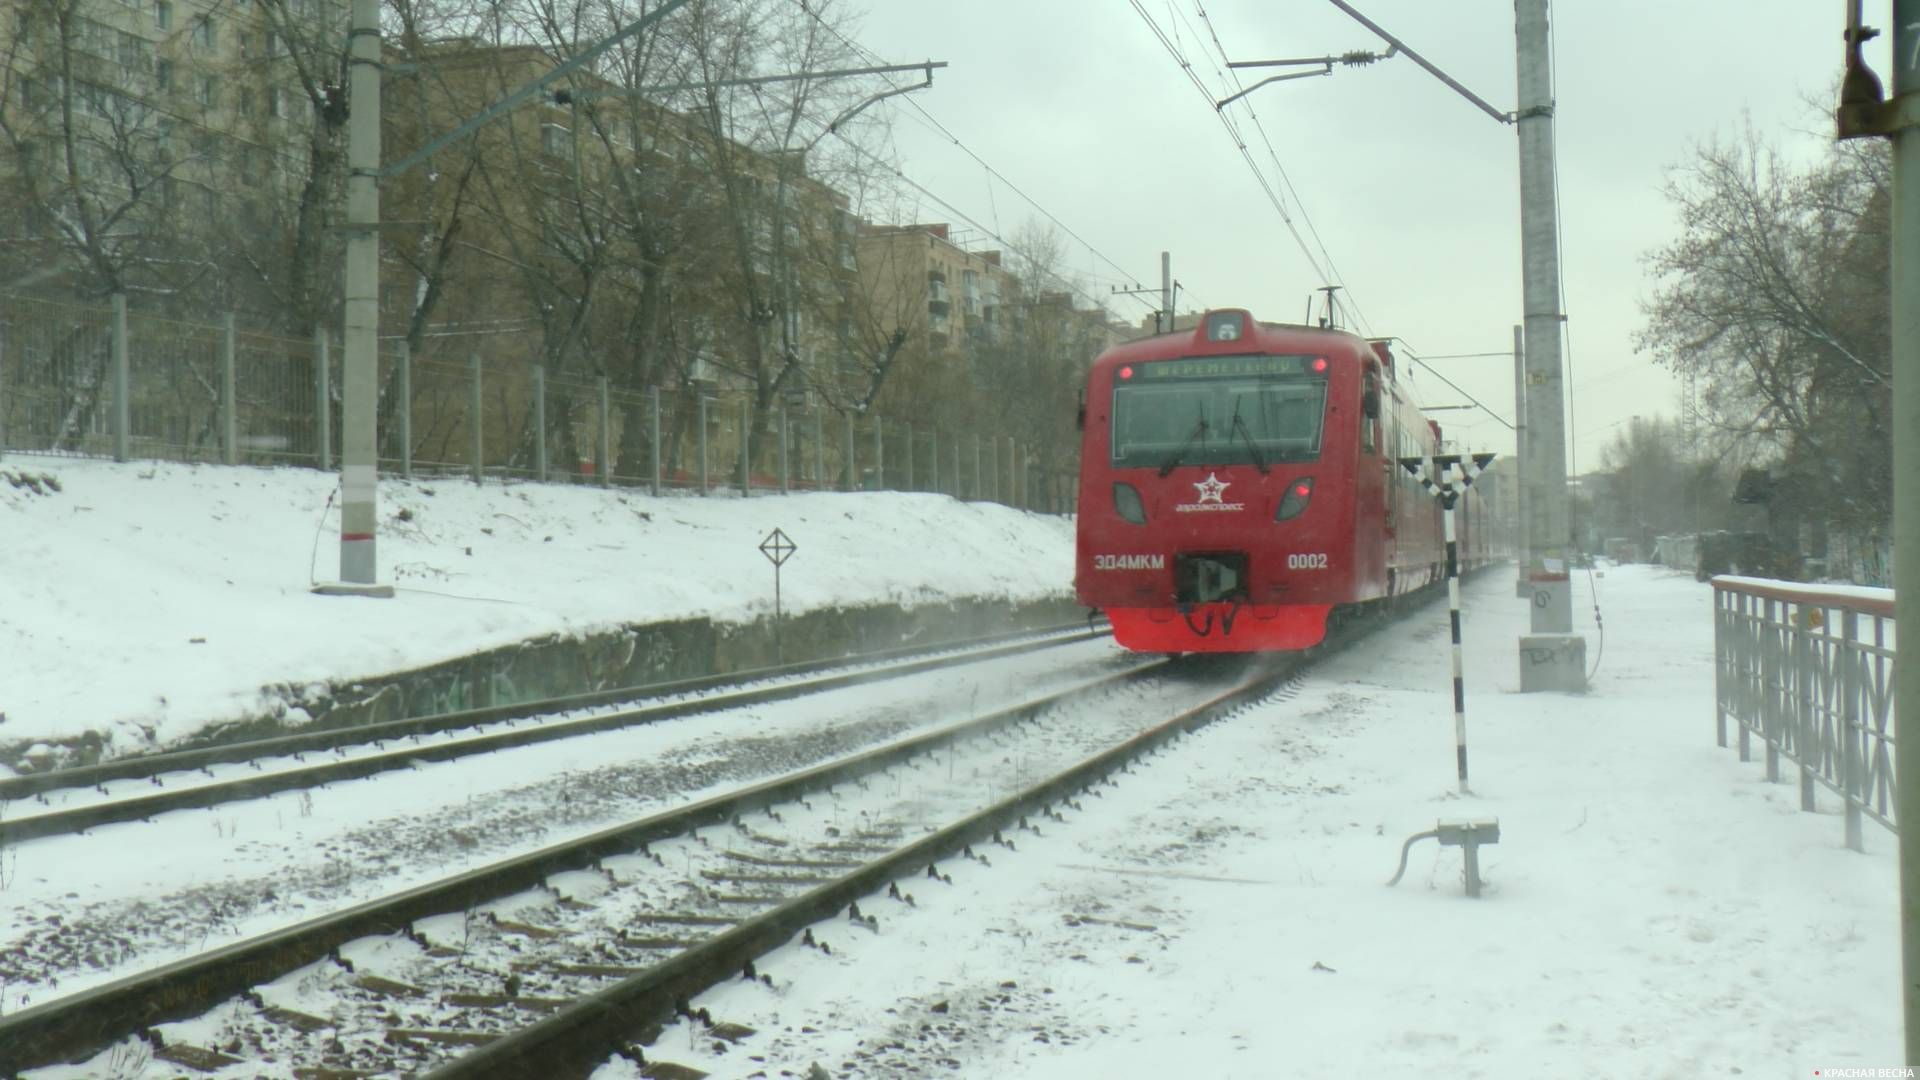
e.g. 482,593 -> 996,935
1,293 -> 1077,512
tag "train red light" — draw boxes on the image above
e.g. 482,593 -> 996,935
1312,357 -> 1328,373
1275,477 -> 1314,521
1119,365 -> 1134,380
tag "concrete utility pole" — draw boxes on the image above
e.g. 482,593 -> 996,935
1510,0 -> 1583,690
1310,0 -> 1585,689
318,0 -> 391,597
1835,0 -> 1915,1058
1897,6 -> 1920,1058
321,0 -> 933,592
1512,324 -> 1529,597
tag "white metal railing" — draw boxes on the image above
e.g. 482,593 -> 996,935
1712,576 -> 1897,851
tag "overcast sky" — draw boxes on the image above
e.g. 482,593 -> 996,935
835,1 -> 1887,474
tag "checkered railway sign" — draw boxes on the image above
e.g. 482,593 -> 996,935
760,528 -> 797,663
1396,452 -> 1496,795
759,528 -> 797,567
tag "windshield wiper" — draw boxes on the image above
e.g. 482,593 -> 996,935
1157,406 -> 1209,477
1229,396 -> 1269,475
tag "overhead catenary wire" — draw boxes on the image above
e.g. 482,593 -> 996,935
1186,0 -> 1373,339
1131,0 -> 1382,337
778,88 -> 1147,321
707,55 -> 1150,323
1393,340 -> 1514,431
1128,0 -> 1328,288
788,0 -> 1174,310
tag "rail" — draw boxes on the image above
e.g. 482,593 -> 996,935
1711,575 -> 1897,850
0,624 -> 1107,844
0,662 -> 1172,1074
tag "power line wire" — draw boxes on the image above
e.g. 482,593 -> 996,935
789,0 -> 1163,299
1393,340 -> 1514,431
1128,0 -> 1339,309
1188,0 -> 1372,339
795,98 -> 1140,320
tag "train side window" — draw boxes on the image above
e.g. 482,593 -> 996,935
1361,371 -> 1380,455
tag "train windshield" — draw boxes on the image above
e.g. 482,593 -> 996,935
1109,354 -> 1327,470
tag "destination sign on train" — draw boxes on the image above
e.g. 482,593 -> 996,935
1137,355 -> 1318,380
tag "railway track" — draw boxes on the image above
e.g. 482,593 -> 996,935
0,641 -> 1319,1078
0,623 -> 1106,846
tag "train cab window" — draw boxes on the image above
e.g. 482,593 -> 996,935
1109,353 -> 1327,470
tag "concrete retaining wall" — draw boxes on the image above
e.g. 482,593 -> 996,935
166,593 -> 1087,754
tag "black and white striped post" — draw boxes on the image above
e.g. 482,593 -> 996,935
1399,451 -> 1497,795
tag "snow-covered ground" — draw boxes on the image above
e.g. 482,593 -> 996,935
0,458 -> 1903,1076
0,459 -> 1075,765
644,564 -> 1903,1079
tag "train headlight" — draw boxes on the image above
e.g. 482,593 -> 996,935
1274,478 -> 1314,521
1113,482 -> 1147,525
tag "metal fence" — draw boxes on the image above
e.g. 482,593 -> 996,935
0,293 -> 1078,512
1712,576 -> 1897,850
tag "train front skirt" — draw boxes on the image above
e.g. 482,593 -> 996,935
1104,602 -> 1332,653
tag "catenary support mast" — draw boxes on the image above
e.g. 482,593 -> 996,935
1834,1 -> 1915,1056
1511,0 -> 1583,689
1891,0 -> 1920,1060
331,0 -> 388,596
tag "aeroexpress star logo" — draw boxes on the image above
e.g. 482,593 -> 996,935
1177,472 -> 1245,513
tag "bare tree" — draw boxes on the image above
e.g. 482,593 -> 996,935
1637,125 -> 1891,531
0,0 -> 201,300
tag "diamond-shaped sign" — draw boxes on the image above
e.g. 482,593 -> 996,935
759,527 -> 797,568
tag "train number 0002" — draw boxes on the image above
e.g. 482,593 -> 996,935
1286,553 -> 1329,570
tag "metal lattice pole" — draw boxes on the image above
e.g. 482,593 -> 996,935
842,411 -> 855,491
397,340 -> 412,480
989,436 -> 999,503
314,325 -> 332,470
739,398 -> 751,497
598,376 -> 611,488
220,314 -> 237,466
112,293 -> 129,462
650,386 -> 662,496
812,408 -> 824,490
533,366 -> 548,482
469,353 -> 482,485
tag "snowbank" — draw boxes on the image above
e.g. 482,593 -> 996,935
0,459 -> 1075,766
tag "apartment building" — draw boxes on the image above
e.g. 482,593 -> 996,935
1,0 -> 346,295
379,39 -> 860,407
853,222 -> 1017,357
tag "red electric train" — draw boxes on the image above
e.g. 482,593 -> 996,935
1074,308 -> 1489,653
